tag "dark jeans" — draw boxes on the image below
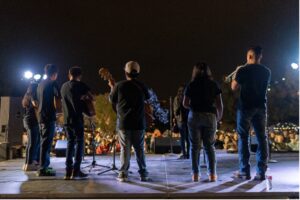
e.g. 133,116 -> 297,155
64,123 -> 84,171
188,111 -> 217,175
39,121 -> 55,170
118,130 -> 148,177
23,120 -> 40,165
237,108 -> 268,176
178,122 -> 190,157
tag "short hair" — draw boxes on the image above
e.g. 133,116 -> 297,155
247,46 -> 263,56
44,64 -> 58,76
69,66 -> 82,78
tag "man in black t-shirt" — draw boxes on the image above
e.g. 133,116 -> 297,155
61,66 -> 93,180
109,61 -> 150,182
36,64 -> 61,176
231,46 -> 271,181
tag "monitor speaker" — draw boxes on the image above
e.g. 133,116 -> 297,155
154,137 -> 181,154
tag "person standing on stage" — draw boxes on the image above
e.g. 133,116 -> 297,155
36,64 -> 61,176
173,84 -> 190,159
183,62 -> 223,182
109,61 -> 150,182
231,46 -> 271,181
22,82 -> 40,171
61,66 -> 93,180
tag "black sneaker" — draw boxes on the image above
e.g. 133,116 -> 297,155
71,170 -> 88,180
253,174 -> 266,181
116,173 -> 128,182
36,168 -> 56,177
233,171 -> 251,180
140,176 -> 150,182
64,169 -> 73,180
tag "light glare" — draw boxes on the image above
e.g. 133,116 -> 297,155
43,74 -> 47,80
291,63 -> 299,70
24,71 -> 33,79
33,74 -> 41,80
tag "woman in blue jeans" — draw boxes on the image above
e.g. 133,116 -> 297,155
183,62 -> 223,182
22,83 -> 40,171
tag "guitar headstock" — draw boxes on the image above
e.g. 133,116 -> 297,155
99,67 -> 113,81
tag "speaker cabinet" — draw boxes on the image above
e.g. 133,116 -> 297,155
0,97 -> 24,160
154,137 -> 181,154
54,140 -> 68,157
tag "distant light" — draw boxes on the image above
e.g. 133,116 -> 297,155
282,77 -> 286,81
24,71 -> 33,79
43,74 -> 47,80
267,88 -> 271,92
33,74 -> 41,80
291,63 -> 299,70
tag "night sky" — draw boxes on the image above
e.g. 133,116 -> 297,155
0,0 -> 298,99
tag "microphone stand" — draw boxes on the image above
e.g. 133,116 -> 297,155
82,118 -> 110,172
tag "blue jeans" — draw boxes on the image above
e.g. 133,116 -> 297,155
188,111 -> 217,175
178,122 -> 190,157
118,130 -> 148,177
65,123 -> 84,171
237,108 -> 268,176
39,121 -> 55,170
23,120 -> 40,165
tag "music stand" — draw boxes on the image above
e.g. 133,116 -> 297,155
82,119 -> 110,172
97,135 -> 119,175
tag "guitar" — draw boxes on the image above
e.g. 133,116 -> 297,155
99,67 -> 155,126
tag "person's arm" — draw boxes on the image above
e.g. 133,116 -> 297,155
109,82 -> 118,112
231,79 -> 239,91
53,82 -> 62,113
216,94 -> 223,121
173,96 -> 180,116
231,67 -> 244,91
183,95 -> 191,110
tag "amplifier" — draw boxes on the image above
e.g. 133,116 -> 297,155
154,137 -> 181,154
55,140 -> 68,157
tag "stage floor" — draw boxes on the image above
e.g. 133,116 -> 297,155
0,151 -> 299,199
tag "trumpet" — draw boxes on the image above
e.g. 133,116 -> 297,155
224,63 -> 246,83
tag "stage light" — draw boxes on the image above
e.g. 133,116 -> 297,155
33,74 -> 41,80
43,74 -> 47,80
24,71 -> 33,79
282,77 -> 286,81
291,63 -> 299,70
267,88 -> 271,92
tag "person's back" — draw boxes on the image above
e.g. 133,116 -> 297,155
37,79 -> 59,123
113,79 -> 149,130
61,80 -> 89,125
186,78 -> 221,115
236,64 -> 271,109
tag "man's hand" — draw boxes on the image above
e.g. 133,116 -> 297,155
231,79 -> 239,91
108,79 -> 115,89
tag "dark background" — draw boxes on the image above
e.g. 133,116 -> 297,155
0,0 -> 298,99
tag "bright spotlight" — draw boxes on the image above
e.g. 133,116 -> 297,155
42,74 -> 47,80
33,74 -> 41,80
282,77 -> 286,81
291,63 -> 299,70
24,71 -> 33,79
